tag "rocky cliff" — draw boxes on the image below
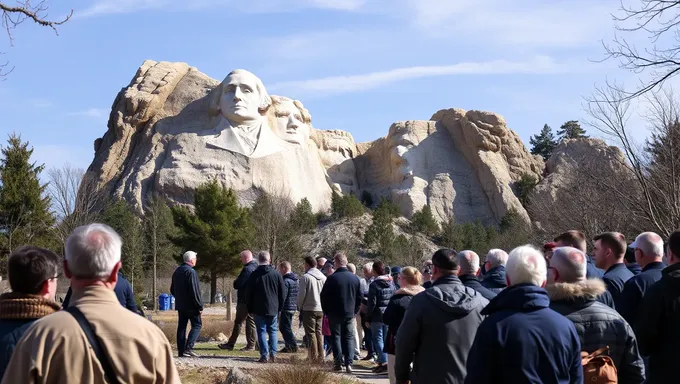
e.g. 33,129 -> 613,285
86,60 -> 544,225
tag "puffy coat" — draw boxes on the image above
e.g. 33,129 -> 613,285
635,262 -> 680,384
480,266 -> 507,294
395,275 -> 488,384
245,265 -> 285,317
298,268 -> 326,312
382,285 -> 424,355
465,284 -> 583,384
282,272 -> 299,312
548,279 -> 645,384
367,275 -> 396,323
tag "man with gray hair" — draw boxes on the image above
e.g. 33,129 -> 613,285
481,249 -> 508,294
466,245 -> 582,383
619,232 -> 666,329
171,250 -> 203,358
220,250 -> 258,351
245,251 -> 285,363
547,247 -> 645,383
457,250 -> 496,301
4,224 -> 180,383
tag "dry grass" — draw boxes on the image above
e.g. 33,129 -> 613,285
152,312 -> 233,344
177,366 -> 229,384
255,365 -> 335,384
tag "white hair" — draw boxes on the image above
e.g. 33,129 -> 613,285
457,250 -> 480,275
258,251 -> 271,265
208,69 -> 272,116
65,223 -> 122,279
486,249 -> 509,268
635,232 -> 665,258
506,245 -> 547,287
183,251 -> 197,263
363,262 -> 374,273
550,247 -> 587,283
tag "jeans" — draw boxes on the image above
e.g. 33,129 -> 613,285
279,311 -> 297,349
328,315 -> 355,367
302,311 -> 324,362
226,302 -> 256,348
361,313 -> 373,355
177,310 -> 202,355
255,315 -> 278,360
371,322 -> 388,364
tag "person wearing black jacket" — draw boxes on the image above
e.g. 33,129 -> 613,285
366,260 -> 396,374
635,231 -> 680,384
170,251 -> 203,358
63,271 -> 138,313
220,250 -> 259,351
245,251 -> 285,363
278,261 -> 299,353
456,251 -> 497,301
320,252 -> 362,373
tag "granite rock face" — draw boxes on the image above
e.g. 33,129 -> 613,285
86,60 -> 544,225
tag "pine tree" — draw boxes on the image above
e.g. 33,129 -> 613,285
171,180 -> 255,303
289,198 -> 316,233
516,173 -> 538,207
144,196 -> 179,310
0,134 -> 54,266
557,120 -> 588,141
411,205 -> 440,236
101,200 -> 144,291
529,124 -> 557,160
364,203 -> 397,261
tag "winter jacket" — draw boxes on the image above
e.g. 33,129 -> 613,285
0,293 -> 61,380
63,272 -> 138,313
587,255 -> 604,278
603,263 -> 634,309
282,272 -> 299,312
627,263 -> 642,275
366,275 -> 396,323
170,263 -> 203,313
548,279 -> 645,384
458,274 -> 497,301
480,265 -> 507,294
635,262 -> 680,384
465,284 -> 583,384
298,268 -> 326,312
596,289 -> 616,309
234,260 -> 259,304
619,261 -> 665,329
245,264 -> 285,317
395,275 -> 488,384
382,285 -> 424,355
320,267 -> 361,319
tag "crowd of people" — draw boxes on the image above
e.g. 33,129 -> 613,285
0,224 -> 679,383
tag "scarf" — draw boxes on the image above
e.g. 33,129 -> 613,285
0,292 -> 61,320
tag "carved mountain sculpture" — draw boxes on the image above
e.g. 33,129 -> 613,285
86,60 -> 543,225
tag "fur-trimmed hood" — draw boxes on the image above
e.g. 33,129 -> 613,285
546,279 -> 606,301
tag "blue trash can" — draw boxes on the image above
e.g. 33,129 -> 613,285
159,293 -> 169,311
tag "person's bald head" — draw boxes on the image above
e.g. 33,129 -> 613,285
240,250 -> 253,264
317,257 -> 327,268
549,247 -> 587,283
632,231 -> 665,268
457,250 -> 480,276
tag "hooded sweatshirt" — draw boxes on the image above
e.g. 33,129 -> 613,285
635,262 -> 680,384
367,275 -> 396,323
298,267 -> 326,312
465,284 -> 583,384
394,275 -> 487,384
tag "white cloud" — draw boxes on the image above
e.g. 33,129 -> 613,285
75,0 -> 169,18
269,56 -> 571,96
67,108 -> 109,119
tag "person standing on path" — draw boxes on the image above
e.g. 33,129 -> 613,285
366,260 -> 396,374
0,246 -> 61,380
298,256 -> 327,362
171,250 -> 203,358
278,261 -> 299,353
3,223 -> 180,383
220,250 -> 259,351
320,252 -> 362,373
246,251 -> 285,363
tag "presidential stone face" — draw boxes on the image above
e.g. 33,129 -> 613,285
272,97 -> 311,146
219,70 -> 266,124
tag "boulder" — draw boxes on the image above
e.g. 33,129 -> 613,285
224,367 -> 251,384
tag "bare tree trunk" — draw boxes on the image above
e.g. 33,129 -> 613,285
210,270 -> 217,305
226,290 -> 233,321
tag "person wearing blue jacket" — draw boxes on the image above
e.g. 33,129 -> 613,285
594,232 -> 634,309
278,261 -> 299,353
481,249 -> 508,294
465,245 -> 583,384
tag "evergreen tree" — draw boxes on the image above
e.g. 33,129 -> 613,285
331,190 -> 364,219
376,196 -> 400,218
289,198 -> 317,233
144,196 -> 179,310
410,205 -> 440,236
557,120 -> 588,141
516,173 -> 538,207
171,180 -> 255,303
364,203 -> 397,261
529,124 -> 557,160
101,200 -> 144,291
0,134 -> 54,266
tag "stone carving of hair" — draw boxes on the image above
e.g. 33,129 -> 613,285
208,69 -> 272,117
270,95 -> 312,125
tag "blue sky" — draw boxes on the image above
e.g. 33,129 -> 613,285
0,0 -> 656,172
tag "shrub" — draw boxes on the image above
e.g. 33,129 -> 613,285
410,205 -> 440,236
256,365 -> 333,384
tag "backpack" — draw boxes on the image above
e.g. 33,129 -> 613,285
581,346 -> 618,383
